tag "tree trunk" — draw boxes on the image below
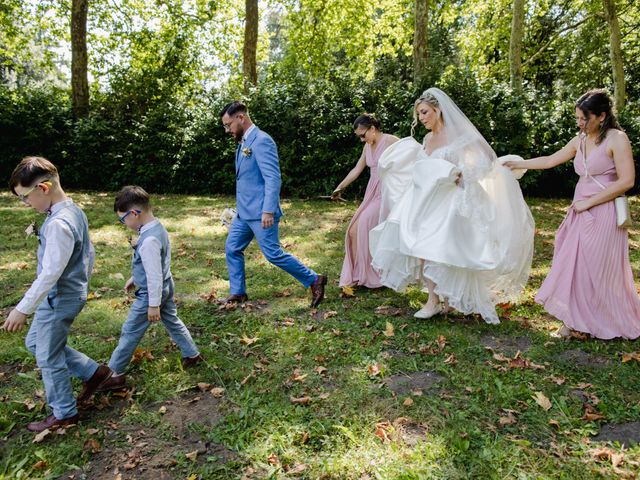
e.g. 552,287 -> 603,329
413,0 -> 429,85
243,0 -> 258,91
71,0 -> 89,117
509,0 -> 525,91
602,0 -> 625,111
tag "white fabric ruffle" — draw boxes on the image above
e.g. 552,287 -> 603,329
370,138 -> 534,324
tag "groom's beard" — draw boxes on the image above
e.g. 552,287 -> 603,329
233,127 -> 245,143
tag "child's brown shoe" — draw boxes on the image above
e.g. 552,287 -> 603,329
182,354 -> 204,368
77,365 -> 113,403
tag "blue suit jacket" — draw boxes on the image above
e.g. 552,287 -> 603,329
235,126 -> 284,221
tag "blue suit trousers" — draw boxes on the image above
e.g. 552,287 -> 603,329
225,218 -> 317,294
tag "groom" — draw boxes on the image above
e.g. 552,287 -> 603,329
220,101 -> 327,307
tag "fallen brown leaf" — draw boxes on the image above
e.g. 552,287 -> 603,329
620,352 -> 640,363
444,353 -> 458,365
498,412 -> 517,426
201,287 -> 218,303
286,463 -> 309,474
291,369 -> 308,382
374,422 -> 392,442
547,375 -> 566,385
131,348 -> 154,364
582,408 -> 606,422
290,396 -> 312,405
185,450 -> 198,462
240,335 -> 259,346
383,322 -> 395,337
83,438 -> 101,453
374,305 -> 404,316
210,387 -> 225,397
611,452 -> 624,468
533,391 -> 552,411
32,429 -> 51,443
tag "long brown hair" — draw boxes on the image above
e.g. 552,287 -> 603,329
575,89 -> 621,145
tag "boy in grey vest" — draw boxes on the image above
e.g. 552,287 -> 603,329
97,186 -> 203,392
3,157 -> 113,432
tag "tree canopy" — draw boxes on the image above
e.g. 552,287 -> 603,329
1,0 -> 639,196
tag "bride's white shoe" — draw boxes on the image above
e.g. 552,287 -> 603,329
414,302 -> 443,319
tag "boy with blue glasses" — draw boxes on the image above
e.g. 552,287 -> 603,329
97,186 -> 203,392
3,156 -> 112,432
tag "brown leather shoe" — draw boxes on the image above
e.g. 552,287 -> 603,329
96,373 -> 127,392
224,293 -> 248,303
181,353 -> 205,368
310,274 -> 327,308
27,414 -> 79,432
77,365 -> 113,403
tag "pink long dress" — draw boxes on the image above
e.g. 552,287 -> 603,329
339,135 -> 391,288
535,135 -> 640,339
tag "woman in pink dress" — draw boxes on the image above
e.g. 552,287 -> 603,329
506,89 -> 640,339
332,114 -> 399,288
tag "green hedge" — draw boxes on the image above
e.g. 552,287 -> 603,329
1,70 -> 638,199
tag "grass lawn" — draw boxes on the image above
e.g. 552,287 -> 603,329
1,191 -> 640,479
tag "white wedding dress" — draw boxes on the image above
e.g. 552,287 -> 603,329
369,136 -> 534,324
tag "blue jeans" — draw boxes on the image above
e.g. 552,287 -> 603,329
25,295 -> 99,420
108,280 -> 199,374
225,218 -> 318,295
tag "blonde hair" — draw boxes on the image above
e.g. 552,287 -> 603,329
411,91 -> 441,136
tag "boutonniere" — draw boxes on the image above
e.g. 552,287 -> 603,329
128,234 -> 139,249
25,221 -> 39,238
242,147 -> 252,157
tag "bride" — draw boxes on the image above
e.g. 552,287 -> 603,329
369,88 -> 534,324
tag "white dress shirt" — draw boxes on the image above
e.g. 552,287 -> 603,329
242,124 -> 256,144
17,199 -> 76,315
137,219 -> 164,307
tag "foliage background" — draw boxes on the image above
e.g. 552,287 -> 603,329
1,0 -> 640,198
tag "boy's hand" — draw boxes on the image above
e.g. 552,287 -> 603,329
124,277 -> 135,292
147,306 -> 160,323
2,309 -> 28,332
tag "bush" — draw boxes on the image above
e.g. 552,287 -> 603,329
0,85 -> 71,182
3,69 -> 631,199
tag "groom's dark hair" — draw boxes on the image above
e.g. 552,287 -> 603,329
220,101 -> 247,118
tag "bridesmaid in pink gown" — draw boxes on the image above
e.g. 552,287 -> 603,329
505,89 -> 640,339
332,114 -> 399,288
